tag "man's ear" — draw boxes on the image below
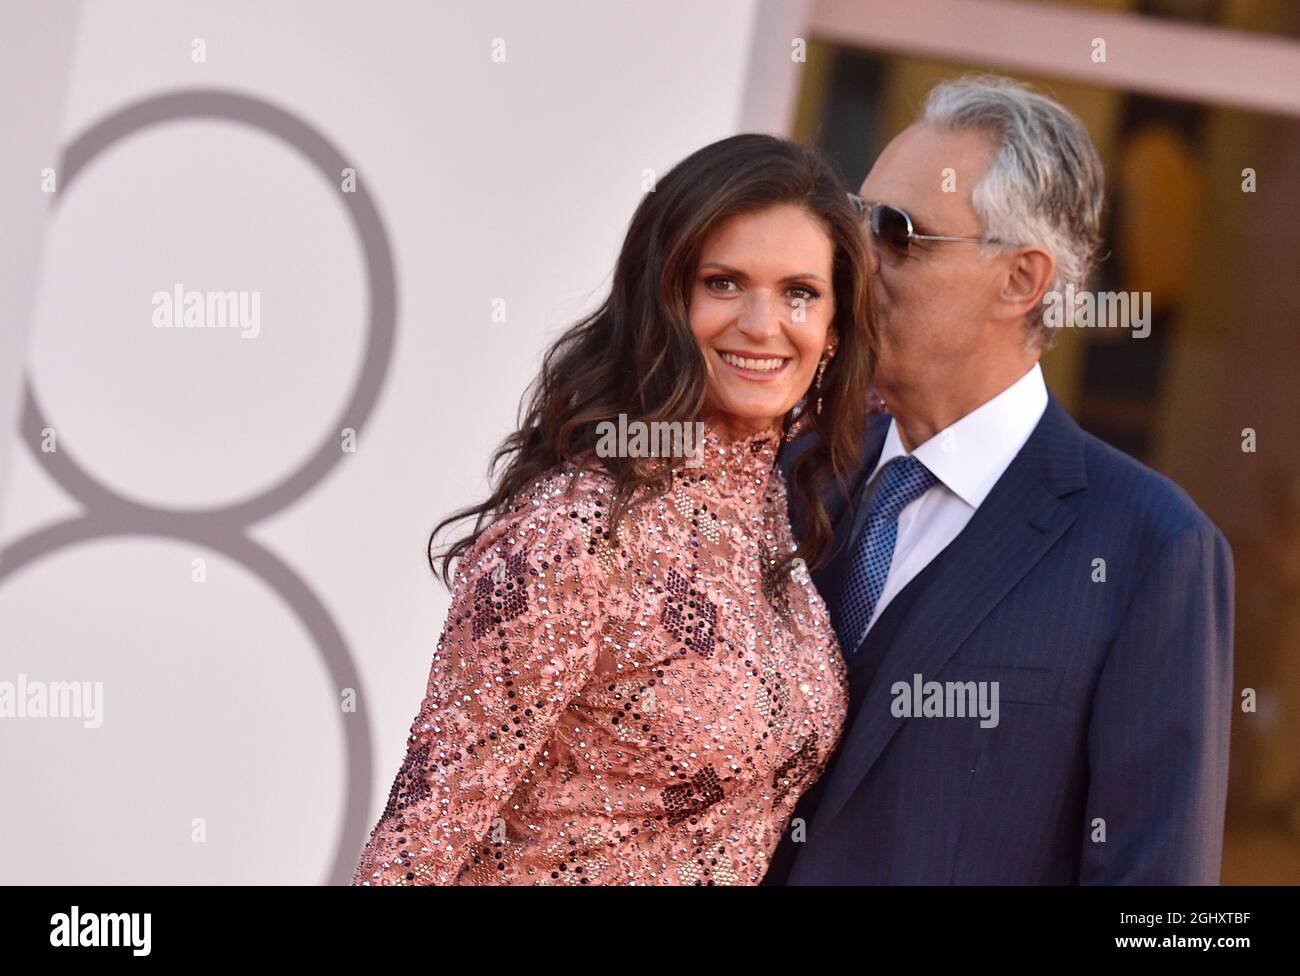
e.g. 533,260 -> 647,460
1000,246 -> 1055,322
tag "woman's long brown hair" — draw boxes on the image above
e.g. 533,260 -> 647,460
430,133 -> 877,585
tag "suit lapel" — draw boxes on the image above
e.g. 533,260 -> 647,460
811,395 -> 1088,831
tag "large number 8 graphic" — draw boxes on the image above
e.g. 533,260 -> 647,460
0,90 -> 397,885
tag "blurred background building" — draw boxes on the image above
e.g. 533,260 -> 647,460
1,0 -> 1296,883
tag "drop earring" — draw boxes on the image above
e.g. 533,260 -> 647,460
814,343 -> 835,415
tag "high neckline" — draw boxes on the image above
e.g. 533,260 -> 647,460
681,419 -> 782,510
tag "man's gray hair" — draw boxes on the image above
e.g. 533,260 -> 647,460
921,74 -> 1105,350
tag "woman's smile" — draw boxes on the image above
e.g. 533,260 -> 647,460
716,348 -> 794,380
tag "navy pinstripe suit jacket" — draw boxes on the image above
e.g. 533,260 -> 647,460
765,392 -> 1234,884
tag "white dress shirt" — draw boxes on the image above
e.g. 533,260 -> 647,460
861,362 -> 1050,634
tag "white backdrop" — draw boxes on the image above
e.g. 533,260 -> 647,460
0,0 -> 802,883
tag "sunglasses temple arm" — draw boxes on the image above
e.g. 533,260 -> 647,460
912,233 -> 987,244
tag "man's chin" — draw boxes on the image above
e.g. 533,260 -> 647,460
871,348 -> 901,391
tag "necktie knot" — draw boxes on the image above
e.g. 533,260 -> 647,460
866,455 -> 938,520
829,454 -> 938,653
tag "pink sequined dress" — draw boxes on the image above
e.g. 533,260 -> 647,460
353,421 -> 848,885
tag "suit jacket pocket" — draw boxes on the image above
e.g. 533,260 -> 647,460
939,663 -> 1064,706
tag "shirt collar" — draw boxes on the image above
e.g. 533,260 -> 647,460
869,362 -> 1049,509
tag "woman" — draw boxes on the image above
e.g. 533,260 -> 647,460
353,133 -> 876,885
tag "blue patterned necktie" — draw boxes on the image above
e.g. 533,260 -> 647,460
831,455 -> 939,653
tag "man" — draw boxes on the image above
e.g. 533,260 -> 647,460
766,75 -> 1233,884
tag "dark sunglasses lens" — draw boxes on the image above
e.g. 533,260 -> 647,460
870,205 -> 911,256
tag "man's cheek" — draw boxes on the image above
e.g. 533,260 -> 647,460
872,277 -> 892,318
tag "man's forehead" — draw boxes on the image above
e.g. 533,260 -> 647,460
860,122 -> 995,217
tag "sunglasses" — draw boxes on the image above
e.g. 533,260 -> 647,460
847,193 -> 1016,260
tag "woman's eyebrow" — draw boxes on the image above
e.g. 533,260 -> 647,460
699,261 -> 826,284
